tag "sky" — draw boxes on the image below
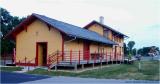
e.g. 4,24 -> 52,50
1,0 -> 160,49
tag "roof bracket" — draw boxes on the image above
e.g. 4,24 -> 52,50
23,25 -> 27,32
47,24 -> 51,31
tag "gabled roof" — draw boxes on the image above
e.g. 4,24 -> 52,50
84,20 -> 128,37
6,13 -> 117,45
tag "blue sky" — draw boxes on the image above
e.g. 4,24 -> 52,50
1,0 -> 160,49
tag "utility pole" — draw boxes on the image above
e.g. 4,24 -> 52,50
137,55 -> 141,71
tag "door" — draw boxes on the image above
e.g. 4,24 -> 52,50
115,46 -> 117,61
83,42 -> 90,60
37,42 -> 47,66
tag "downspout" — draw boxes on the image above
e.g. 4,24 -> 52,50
62,35 -> 76,61
64,35 -> 77,43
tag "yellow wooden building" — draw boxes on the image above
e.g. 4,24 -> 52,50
6,13 -> 128,68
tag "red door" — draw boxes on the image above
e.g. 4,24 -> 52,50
83,42 -> 90,60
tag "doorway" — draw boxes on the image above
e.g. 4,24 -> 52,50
83,42 -> 90,60
36,42 -> 47,66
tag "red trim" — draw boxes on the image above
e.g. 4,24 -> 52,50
16,62 -> 36,66
115,46 -> 117,61
110,51 -> 112,61
83,42 -> 90,60
24,25 -> 27,32
45,42 -> 48,66
13,48 -> 16,63
61,34 -> 64,60
120,47 -> 121,60
94,51 -> 96,63
78,50 -> 80,64
36,42 -> 48,66
70,50 -> 72,64
106,50 -> 107,62
5,14 -> 68,40
36,42 -> 38,66
5,15 -> 36,39
57,51 -> 59,64
100,50 -> 102,62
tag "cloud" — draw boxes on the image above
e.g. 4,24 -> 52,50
0,0 -> 159,48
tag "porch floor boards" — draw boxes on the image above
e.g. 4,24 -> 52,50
56,59 -> 123,67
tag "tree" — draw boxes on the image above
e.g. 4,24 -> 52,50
123,43 -> 129,56
1,8 -> 25,54
132,48 -> 137,56
137,46 -> 159,56
127,41 -> 135,55
137,48 -> 143,55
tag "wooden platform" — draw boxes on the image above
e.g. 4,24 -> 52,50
52,59 -> 124,70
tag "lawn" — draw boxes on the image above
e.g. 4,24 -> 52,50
0,66 -> 23,72
27,60 -> 160,80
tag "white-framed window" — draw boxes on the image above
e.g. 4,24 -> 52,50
103,30 -> 109,39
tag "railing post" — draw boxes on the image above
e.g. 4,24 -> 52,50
112,50 -> 113,64
62,50 -> 64,61
117,53 -> 118,62
25,57 -> 27,64
87,51 -> 89,63
120,50 -> 121,62
110,52 -> 112,63
57,51 -> 59,64
106,51 -> 108,63
100,50 -> 102,63
79,50 -> 80,64
48,57 -> 50,65
94,51 -> 96,63
70,49 -> 72,64
4,53 -> 6,65
100,50 -> 102,68
34,58 -> 36,66
35,57 -> 37,66
47,56 -> 51,71
117,53 -> 119,62
13,48 -> 16,64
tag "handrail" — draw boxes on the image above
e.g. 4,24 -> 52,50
47,50 -> 124,69
18,57 -> 27,63
28,58 -> 36,63
47,50 -> 63,68
18,57 -> 36,66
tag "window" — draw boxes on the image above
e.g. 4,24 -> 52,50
104,30 -> 109,38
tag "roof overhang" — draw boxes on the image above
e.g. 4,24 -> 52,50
84,20 -> 129,38
5,13 -> 118,45
4,15 -> 37,40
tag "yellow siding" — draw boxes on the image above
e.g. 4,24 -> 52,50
108,30 -> 113,40
90,43 -> 112,59
16,20 -> 62,63
64,40 -> 83,60
88,24 -> 104,35
90,43 -> 99,53
38,45 -> 43,66
90,43 -> 112,53
86,23 -> 125,61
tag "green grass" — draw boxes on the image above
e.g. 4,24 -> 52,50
27,60 -> 160,80
1,66 -> 23,72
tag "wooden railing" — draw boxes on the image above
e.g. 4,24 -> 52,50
47,51 -> 63,68
47,50 -> 124,68
1,53 -> 14,65
17,57 -> 36,66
